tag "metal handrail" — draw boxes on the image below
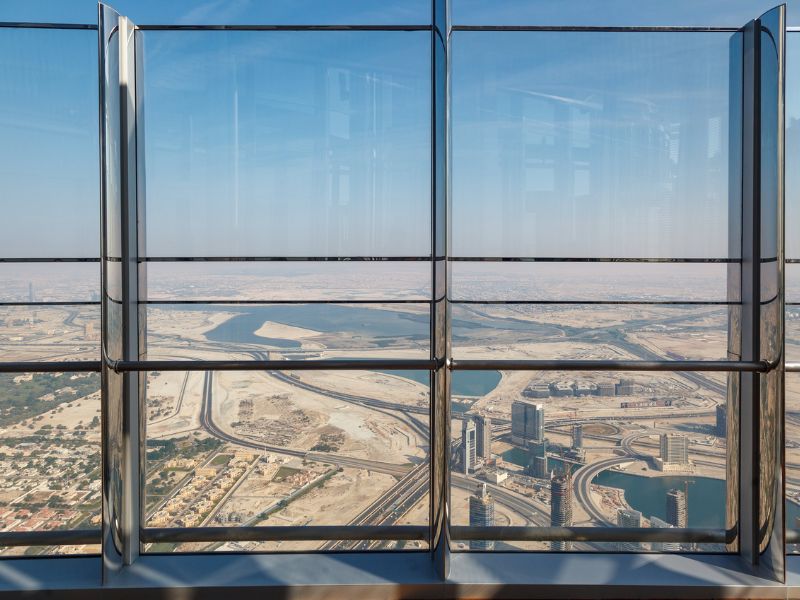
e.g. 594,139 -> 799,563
142,525 -> 428,544
0,361 -> 101,373
451,526 -> 733,544
0,529 -> 100,547
0,358 -> 782,374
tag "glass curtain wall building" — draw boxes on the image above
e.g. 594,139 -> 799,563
0,0 -> 799,597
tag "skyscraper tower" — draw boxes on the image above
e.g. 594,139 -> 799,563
572,424 -> 583,449
715,404 -> 727,438
650,516 -> 680,552
666,488 -> 688,528
469,483 -> 495,550
511,400 -> 545,446
617,508 -> 643,551
660,433 -> 689,464
550,472 -> 573,551
474,414 -> 492,460
28,281 -> 34,303
527,440 -> 548,479
462,419 -> 477,474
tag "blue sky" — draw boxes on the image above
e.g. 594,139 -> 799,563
0,1 -> 797,262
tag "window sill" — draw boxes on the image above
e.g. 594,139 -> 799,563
0,552 -> 792,599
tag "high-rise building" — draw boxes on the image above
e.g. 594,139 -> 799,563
615,378 -> 635,395
649,516 -> 680,552
527,440 -> 548,479
511,400 -> 545,446
28,281 -> 34,303
550,472 -> 573,551
572,424 -> 583,449
656,433 -> 690,470
617,508 -> 642,551
462,419 -> 477,474
474,414 -> 492,460
596,382 -> 616,396
469,483 -> 495,550
523,383 -> 550,399
716,403 -> 727,438
666,488 -> 688,529
660,433 -> 689,463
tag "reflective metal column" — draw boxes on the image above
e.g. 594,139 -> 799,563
740,4 -> 785,580
99,3 -> 143,579
431,0 -> 451,580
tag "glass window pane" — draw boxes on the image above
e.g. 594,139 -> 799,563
145,262 -> 431,302
0,263 -> 100,303
0,305 -> 99,362
451,262 -> 730,302
144,369 -> 429,552
141,30 -> 431,258
0,28 -> 99,259
146,303 -> 430,361
452,0 -> 789,27
788,34 -> 800,260
0,370 -> 101,556
450,370 -> 731,552
787,373 -> 800,552
0,1 -> 431,26
452,32 -> 734,259
452,304 -> 729,361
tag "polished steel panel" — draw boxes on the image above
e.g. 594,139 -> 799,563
727,27 -> 744,554
100,3 -> 142,578
756,5 -> 786,574
431,0 -> 450,579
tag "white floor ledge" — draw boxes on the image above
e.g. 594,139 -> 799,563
0,552 -> 796,599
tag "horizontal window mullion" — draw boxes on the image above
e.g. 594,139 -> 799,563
0,22 -> 97,30
111,358 -> 439,373
145,299 -> 432,305
142,256 -> 433,262
135,24 -> 432,32
448,257 -> 739,263
449,359 -> 771,373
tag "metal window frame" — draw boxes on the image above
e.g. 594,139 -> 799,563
0,3 -> 793,596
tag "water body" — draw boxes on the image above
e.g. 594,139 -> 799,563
594,470 -> 724,529
387,370 -> 501,397
160,304 -> 505,396
197,304 -> 430,347
500,450 -> 725,529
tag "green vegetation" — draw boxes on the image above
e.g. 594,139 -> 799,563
272,466 -> 302,482
210,453 -> 232,466
146,436 -> 222,464
0,373 -> 100,427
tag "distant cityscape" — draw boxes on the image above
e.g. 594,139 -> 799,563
0,270 -> 797,556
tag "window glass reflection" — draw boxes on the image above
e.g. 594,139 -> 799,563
142,31 -> 431,258
452,32 -> 733,259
